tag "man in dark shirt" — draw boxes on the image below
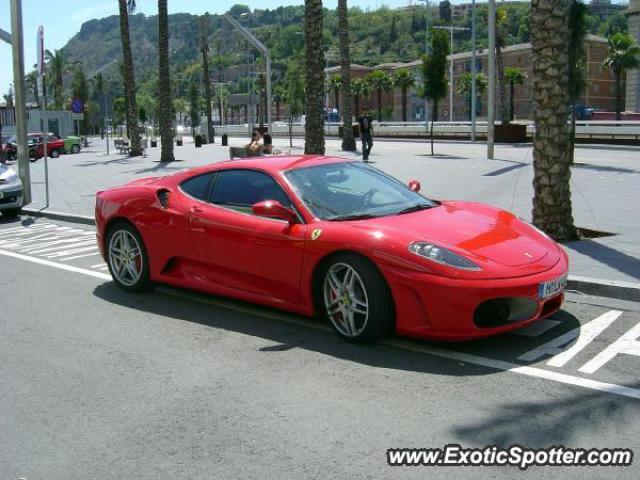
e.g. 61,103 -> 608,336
357,108 -> 373,162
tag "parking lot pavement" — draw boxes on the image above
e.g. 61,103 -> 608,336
1,216 -> 639,478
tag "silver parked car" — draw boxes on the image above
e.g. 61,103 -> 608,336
0,164 -> 23,218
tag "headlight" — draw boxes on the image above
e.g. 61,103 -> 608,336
3,173 -> 19,184
408,242 -> 481,271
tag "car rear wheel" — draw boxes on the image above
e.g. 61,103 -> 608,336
106,222 -> 152,292
50,149 -> 60,158
2,208 -> 20,218
320,254 -> 395,343
71,144 -> 80,154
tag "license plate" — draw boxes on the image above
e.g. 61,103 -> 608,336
538,273 -> 567,299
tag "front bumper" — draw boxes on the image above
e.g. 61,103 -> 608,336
384,252 -> 569,341
0,185 -> 23,210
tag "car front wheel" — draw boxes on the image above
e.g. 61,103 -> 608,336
71,144 -> 80,154
50,149 -> 60,158
320,254 -> 395,343
106,222 -> 152,292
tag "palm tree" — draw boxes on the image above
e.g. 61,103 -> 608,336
26,71 -> 40,107
603,32 -> 640,121
456,72 -> 488,121
304,0 -> 325,154
503,67 -> 526,123
45,49 -> 66,109
366,70 -> 393,121
117,0 -> 142,156
337,0 -> 356,151
329,75 -> 341,110
158,0 -> 174,162
273,85 -> 287,121
568,0 -> 588,164
351,78 -> 370,118
200,15 -> 214,143
393,69 -> 416,122
530,0 -> 577,241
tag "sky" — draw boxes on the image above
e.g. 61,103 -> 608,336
0,0 -> 630,96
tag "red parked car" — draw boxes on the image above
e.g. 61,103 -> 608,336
28,132 -> 65,160
95,156 -> 568,343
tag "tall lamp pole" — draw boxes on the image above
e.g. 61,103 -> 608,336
417,0 -> 431,125
487,0 -> 496,159
4,0 -> 31,204
471,0 -> 477,142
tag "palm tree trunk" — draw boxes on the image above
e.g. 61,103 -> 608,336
615,67 -> 622,121
158,0 -> 174,162
200,17 -> 214,143
496,46 -> 509,125
117,0 -> 142,156
509,81 -> 515,122
531,0 -> 577,241
338,0 -> 356,151
402,86 -> 407,122
304,0 -> 325,154
377,88 -> 382,121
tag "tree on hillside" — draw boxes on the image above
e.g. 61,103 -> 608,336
568,0 -> 588,163
420,29 -> 449,155
603,32 -> 640,121
531,0 -> 577,241
394,69 -> 416,122
117,0 -> 142,155
45,49 -> 66,109
304,0 -> 325,154
456,72 -> 488,121
503,67 -> 526,122
158,0 -> 175,162
200,15 -> 214,143
338,0 -> 356,151
366,70 -> 393,122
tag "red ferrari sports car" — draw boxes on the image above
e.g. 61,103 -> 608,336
95,155 -> 568,343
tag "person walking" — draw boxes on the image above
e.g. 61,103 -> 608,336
357,108 -> 373,162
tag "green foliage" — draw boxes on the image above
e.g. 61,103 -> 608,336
456,72 -> 488,97
604,32 -> 640,73
420,29 -> 449,106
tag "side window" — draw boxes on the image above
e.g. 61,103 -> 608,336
209,170 -> 292,209
180,173 -> 216,201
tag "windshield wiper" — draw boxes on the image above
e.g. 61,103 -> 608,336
396,204 -> 435,215
328,213 -> 379,221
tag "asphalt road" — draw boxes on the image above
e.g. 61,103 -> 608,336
1,217 -> 639,479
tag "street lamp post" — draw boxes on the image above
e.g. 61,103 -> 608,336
433,25 -> 469,123
471,0 -> 477,142
417,0 -> 430,125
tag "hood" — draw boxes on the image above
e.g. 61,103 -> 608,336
353,201 -> 552,267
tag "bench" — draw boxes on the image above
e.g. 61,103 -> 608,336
114,138 -> 131,155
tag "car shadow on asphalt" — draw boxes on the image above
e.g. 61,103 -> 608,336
565,240 -> 640,282
452,387 -> 638,448
92,282 -> 580,379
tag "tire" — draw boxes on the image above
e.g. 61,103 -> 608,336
50,149 -> 60,158
318,253 -> 395,343
71,144 -> 80,154
2,208 -> 20,218
106,222 -> 152,292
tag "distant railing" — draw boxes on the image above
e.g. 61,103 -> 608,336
215,120 -> 640,143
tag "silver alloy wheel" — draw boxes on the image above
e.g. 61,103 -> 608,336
108,229 -> 143,287
323,262 -> 369,337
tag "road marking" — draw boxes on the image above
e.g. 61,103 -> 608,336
0,244 -> 638,401
510,319 -> 561,337
579,322 -> 640,374
517,310 -> 622,366
0,248 -> 111,281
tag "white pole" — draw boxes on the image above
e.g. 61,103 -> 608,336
487,0 -> 496,159
471,0 -> 477,142
9,0 -> 31,204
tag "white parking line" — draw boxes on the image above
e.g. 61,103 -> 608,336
0,244 -> 638,401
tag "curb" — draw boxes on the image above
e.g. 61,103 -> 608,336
17,209 -> 640,303
567,276 -> 640,303
21,208 -> 95,226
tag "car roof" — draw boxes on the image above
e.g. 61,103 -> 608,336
183,155 -> 355,177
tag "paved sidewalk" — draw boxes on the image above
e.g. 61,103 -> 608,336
11,134 -> 640,288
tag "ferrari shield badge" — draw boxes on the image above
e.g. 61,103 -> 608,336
311,229 -> 322,240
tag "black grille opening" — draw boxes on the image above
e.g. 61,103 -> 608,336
474,297 -> 538,328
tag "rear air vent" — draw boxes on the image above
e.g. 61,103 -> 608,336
157,189 -> 171,209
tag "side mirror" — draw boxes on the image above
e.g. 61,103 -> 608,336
252,200 -> 297,224
408,180 -> 421,192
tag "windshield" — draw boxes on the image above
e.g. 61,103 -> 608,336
284,162 -> 438,220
